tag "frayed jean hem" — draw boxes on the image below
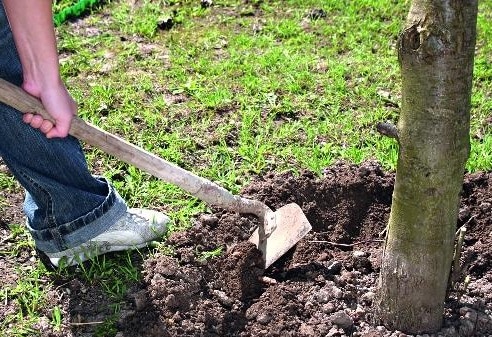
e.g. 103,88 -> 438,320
27,180 -> 127,253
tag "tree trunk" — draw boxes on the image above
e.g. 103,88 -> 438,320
375,0 -> 478,334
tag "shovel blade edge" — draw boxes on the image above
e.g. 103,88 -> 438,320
249,203 -> 312,269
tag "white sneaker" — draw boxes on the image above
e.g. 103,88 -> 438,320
42,208 -> 169,267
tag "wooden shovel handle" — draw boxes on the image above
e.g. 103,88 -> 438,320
0,78 -> 271,223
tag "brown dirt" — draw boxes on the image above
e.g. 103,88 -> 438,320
1,161 -> 492,336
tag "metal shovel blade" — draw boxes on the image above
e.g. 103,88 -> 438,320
249,203 -> 312,269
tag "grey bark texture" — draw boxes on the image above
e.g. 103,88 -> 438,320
375,0 -> 478,334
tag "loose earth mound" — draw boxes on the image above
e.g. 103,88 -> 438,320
117,161 -> 492,337
1,161 -> 491,337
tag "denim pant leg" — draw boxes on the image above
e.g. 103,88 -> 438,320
0,2 -> 127,253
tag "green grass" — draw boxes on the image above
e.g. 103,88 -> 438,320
1,263 -> 51,336
197,246 -> 223,262
2,0 -> 491,335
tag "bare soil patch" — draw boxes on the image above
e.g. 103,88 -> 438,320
1,161 -> 491,336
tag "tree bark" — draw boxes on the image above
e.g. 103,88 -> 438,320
375,0 -> 478,334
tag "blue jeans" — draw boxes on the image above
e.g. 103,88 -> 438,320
0,2 -> 127,253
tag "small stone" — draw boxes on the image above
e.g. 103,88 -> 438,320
317,252 -> 330,261
158,264 -> 178,277
332,286 -> 343,299
376,325 -> 387,332
314,289 -> 331,303
165,294 -> 180,309
326,326 -> 342,337
304,301 -> 315,310
361,291 -> 375,304
213,290 -> 233,308
461,307 -> 478,321
322,302 -> 336,314
479,201 -> 491,212
260,276 -> 277,285
299,323 -> 315,336
353,250 -> 368,258
339,270 -> 354,283
199,214 -> 219,227
361,332 -> 381,337
354,305 -> 366,320
33,316 -> 50,331
331,310 -> 354,329
256,312 -> 273,324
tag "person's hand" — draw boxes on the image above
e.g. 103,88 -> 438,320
21,81 -> 77,138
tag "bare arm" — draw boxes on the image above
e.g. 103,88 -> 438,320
3,0 -> 76,138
